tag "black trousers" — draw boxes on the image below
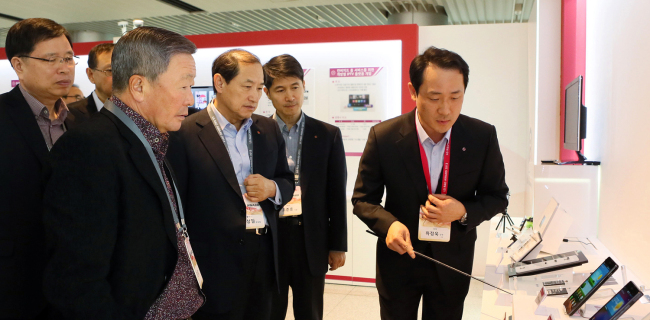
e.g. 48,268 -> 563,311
377,245 -> 467,320
270,217 -> 325,320
193,230 -> 275,320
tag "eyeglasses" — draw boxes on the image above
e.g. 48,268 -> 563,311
92,68 -> 112,77
62,94 -> 84,102
19,55 -> 79,67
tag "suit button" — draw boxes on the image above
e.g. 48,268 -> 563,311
240,239 -> 244,245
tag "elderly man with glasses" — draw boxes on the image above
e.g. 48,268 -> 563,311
0,17 -> 82,320
69,43 -> 114,119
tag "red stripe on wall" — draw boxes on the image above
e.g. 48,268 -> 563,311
1,25 -> 418,113
325,275 -> 376,284
560,0 -> 587,161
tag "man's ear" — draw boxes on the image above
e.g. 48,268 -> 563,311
263,87 -> 270,98
213,74 -> 225,94
128,75 -> 146,103
407,82 -> 418,101
11,57 -> 24,74
86,68 -> 96,85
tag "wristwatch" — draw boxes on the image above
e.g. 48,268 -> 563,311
459,212 -> 468,225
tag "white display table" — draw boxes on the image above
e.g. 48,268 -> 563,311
480,217 -> 650,320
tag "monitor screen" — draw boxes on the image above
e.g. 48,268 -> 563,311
191,86 -> 214,110
564,76 -> 583,151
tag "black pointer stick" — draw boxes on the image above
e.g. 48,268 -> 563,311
365,230 -> 513,296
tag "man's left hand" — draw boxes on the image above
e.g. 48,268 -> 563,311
244,174 -> 276,202
420,194 -> 466,224
328,251 -> 346,271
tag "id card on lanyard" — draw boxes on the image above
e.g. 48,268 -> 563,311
277,114 -> 305,217
105,101 -> 203,288
417,117 -> 452,242
208,104 -> 264,229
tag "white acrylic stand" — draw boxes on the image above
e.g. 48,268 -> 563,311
539,207 -> 574,255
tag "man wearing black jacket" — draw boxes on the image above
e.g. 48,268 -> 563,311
42,27 -> 204,319
168,49 -> 294,320
263,54 -> 348,320
0,18 -> 80,320
352,47 -> 509,320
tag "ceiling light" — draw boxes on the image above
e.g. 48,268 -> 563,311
157,0 -> 205,13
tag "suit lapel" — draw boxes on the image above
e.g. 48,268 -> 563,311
102,108 -> 178,246
396,110 -> 428,200
251,117 -> 266,176
64,107 -> 76,129
5,86 -> 49,166
447,116 -> 471,191
196,112 -> 243,199
87,95 -> 98,114
297,116 -> 317,195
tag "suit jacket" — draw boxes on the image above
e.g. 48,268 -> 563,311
352,110 -> 508,304
0,86 -> 79,318
42,107 -> 181,320
167,109 -> 294,314
67,93 -> 99,120
276,114 -> 348,276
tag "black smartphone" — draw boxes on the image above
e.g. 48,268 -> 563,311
564,257 -> 619,315
590,281 -> 643,320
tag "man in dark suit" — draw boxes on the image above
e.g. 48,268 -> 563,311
262,54 -> 348,320
43,27 -> 204,319
68,43 -> 114,119
167,49 -> 294,320
352,46 -> 509,320
0,18 -> 80,320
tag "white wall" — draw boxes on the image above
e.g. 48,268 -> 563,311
525,0 -> 538,218
535,0 -> 562,164
419,23 -> 529,277
587,0 -> 650,285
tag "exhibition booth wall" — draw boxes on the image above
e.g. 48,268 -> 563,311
5,17 -> 620,283
586,0 -> 650,285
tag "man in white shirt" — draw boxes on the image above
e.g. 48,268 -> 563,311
168,49 -> 294,320
68,43 -> 113,118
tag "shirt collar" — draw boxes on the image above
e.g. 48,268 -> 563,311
19,84 -> 69,122
211,100 -> 253,133
110,95 -> 169,159
415,108 -> 451,146
273,111 -> 305,133
92,91 -> 104,110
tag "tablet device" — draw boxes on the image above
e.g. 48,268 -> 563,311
564,257 -> 619,315
590,281 -> 643,320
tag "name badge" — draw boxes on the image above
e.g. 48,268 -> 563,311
418,207 -> 451,242
280,186 -> 302,217
183,235 -> 204,288
244,196 -> 265,229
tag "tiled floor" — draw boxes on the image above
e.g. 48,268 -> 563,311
283,279 -> 483,319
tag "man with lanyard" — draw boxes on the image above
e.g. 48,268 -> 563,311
168,49 -> 294,320
352,46 -> 509,319
262,54 -> 348,320
42,27 -> 204,319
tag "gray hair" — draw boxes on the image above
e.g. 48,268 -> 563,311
112,26 -> 197,93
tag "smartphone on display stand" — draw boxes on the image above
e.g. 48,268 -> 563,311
590,281 -> 643,320
564,257 -> 619,316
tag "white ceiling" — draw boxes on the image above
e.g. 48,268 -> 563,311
0,0 -> 535,47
